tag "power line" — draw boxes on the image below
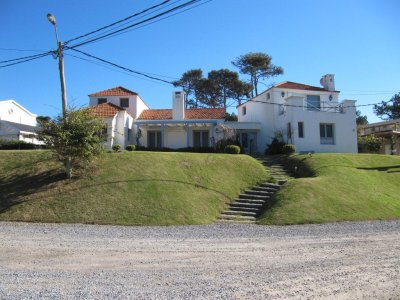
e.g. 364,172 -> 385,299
67,47 -> 174,85
0,51 -> 52,64
0,47 -> 48,53
66,0 -> 203,49
65,0 -> 173,44
0,52 -> 51,68
65,53 -> 173,86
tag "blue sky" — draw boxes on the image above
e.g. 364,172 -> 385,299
1,0 -> 399,123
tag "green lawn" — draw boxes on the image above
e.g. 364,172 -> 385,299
258,153 -> 400,225
0,150 -> 268,225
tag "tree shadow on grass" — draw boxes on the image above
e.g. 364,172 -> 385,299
0,169 -> 66,213
356,165 -> 400,173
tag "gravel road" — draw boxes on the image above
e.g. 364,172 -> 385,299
0,220 -> 399,299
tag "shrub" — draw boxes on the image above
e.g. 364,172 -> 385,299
282,144 -> 296,155
225,145 -> 241,154
358,135 -> 382,153
125,145 -> 136,151
265,138 -> 285,155
112,144 -> 121,152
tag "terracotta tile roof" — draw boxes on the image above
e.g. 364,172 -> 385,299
137,108 -> 225,120
90,102 -> 124,118
274,81 -> 339,93
88,86 -> 138,97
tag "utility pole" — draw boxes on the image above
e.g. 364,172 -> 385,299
47,13 -> 67,118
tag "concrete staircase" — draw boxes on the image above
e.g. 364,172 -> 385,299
216,156 -> 293,224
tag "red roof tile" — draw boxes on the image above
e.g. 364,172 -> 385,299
89,86 -> 138,97
274,81 -> 339,93
90,102 -> 124,118
137,108 -> 225,120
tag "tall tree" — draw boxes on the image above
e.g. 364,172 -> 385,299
373,92 -> 400,120
356,110 -> 368,126
232,52 -> 283,97
172,69 -> 203,108
196,69 -> 251,109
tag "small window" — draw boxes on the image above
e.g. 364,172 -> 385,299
120,98 -> 129,108
98,98 -> 107,104
242,106 -> 247,116
267,93 -> 270,100
298,122 -> 304,138
306,95 -> 321,111
320,123 -> 334,144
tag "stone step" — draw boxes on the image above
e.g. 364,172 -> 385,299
260,182 -> 281,189
239,194 -> 269,200
219,214 -> 256,221
231,199 -> 266,207
222,210 -> 258,217
252,186 -> 278,192
245,189 -> 273,196
229,205 -> 260,212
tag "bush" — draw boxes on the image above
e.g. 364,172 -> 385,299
358,135 -> 382,153
265,138 -> 286,155
225,145 -> 241,154
125,145 -> 136,151
0,140 -> 42,150
282,144 -> 296,155
112,144 -> 121,152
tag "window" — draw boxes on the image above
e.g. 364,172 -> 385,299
193,130 -> 209,148
148,131 -> 162,148
120,98 -> 129,108
98,98 -> 107,104
320,123 -> 334,144
298,122 -> 304,138
306,95 -> 321,111
99,126 -> 108,142
242,106 -> 247,116
267,93 -> 270,100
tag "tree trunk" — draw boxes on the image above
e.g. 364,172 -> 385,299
65,156 -> 72,179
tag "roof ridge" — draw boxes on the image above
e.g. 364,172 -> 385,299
88,86 -> 138,97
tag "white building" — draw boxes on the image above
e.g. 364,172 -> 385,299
89,87 -> 227,149
238,74 -> 358,153
89,75 -> 358,154
0,100 -> 40,144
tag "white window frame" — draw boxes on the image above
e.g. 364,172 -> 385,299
320,123 -> 335,145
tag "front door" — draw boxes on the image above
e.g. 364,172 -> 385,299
240,132 -> 257,155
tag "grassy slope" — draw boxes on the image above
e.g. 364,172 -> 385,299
0,151 -> 267,225
258,154 -> 400,225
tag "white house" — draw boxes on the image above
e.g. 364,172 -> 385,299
238,74 -> 358,153
0,100 -> 40,144
89,87 -> 228,149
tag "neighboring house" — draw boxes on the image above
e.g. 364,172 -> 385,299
238,74 -> 358,153
0,100 -> 40,144
359,119 -> 400,155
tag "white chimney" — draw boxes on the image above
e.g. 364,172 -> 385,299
172,91 -> 185,120
320,74 -> 335,91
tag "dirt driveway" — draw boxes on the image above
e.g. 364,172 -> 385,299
0,221 -> 399,299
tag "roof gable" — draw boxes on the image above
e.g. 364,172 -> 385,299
137,108 -> 225,120
90,102 -> 125,118
88,86 -> 138,97
274,81 -> 339,93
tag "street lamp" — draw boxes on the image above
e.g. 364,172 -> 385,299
47,13 -> 67,117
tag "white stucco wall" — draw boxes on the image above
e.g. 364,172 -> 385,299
0,100 -> 37,126
238,87 -> 357,153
